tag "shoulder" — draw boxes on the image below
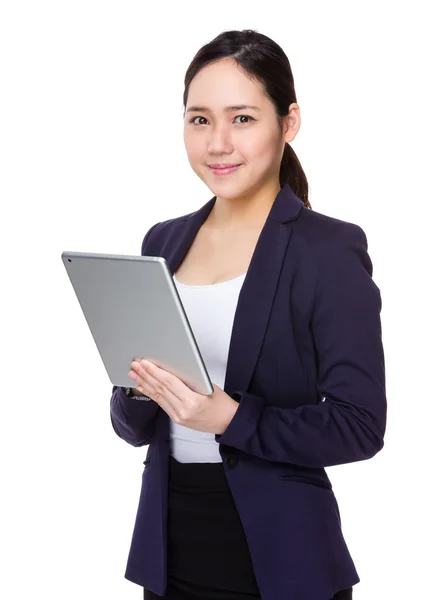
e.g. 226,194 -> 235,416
289,207 -> 375,284
140,210 -> 195,255
294,206 -> 368,251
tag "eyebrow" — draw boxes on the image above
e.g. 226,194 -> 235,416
185,104 -> 261,114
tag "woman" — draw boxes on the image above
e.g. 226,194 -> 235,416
110,29 -> 387,600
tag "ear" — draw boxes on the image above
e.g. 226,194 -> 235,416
283,103 -> 301,144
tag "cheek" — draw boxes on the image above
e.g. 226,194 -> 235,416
184,132 -> 204,163
240,127 -> 279,158
242,138 -> 278,165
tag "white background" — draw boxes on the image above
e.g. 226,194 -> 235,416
1,1 -> 446,599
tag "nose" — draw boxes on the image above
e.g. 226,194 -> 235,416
207,124 -> 233,155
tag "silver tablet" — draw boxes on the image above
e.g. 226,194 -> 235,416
61,251 -> 214,395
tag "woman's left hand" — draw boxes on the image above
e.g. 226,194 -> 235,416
128,359 -> 239,435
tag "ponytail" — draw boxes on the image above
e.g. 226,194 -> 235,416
280,143 -> 311,209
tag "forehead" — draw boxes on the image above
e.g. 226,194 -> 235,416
187,58 -> 268,109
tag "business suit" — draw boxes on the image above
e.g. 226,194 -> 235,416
110,183 -> 387,600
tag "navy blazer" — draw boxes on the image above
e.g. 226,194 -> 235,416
110,183 -> 387,600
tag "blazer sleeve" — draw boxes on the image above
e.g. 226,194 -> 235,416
109,222 -> 161,447
215,224 -> 387,468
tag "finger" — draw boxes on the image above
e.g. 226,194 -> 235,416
129,368 -> 167,409
127,369 -> 154,397
140,360 -> 196,420
130,361 -> 161,390
129,363 -> 160,398
141,360 -> 194,398
130,361 -> 183,418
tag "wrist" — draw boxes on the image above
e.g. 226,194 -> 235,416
132,387 -> 146,396
125,386 -> 147,397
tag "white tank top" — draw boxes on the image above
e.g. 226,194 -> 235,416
169,271 -> 247,463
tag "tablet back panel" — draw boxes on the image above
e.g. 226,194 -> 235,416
61,251 -> 213,395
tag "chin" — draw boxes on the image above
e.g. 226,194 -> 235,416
207,183 -> 248,200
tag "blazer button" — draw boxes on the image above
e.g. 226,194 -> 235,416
225,455 -> 238,469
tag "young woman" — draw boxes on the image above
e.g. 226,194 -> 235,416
110,29 -> 387,600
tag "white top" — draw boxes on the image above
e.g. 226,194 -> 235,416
169,271 -> 247,463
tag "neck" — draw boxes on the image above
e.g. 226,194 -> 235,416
207,179 -> 281,231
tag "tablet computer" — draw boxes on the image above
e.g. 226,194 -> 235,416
61,251 -> 214,396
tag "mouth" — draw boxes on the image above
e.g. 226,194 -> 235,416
208,164 -> 242,176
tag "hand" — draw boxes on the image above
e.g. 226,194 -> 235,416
128,359 -> 239,435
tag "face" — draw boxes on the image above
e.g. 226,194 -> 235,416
183,58 -> 300,201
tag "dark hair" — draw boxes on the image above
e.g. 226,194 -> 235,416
183,29 -> 311,209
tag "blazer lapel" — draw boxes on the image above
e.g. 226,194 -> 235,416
162,183 -> 305,398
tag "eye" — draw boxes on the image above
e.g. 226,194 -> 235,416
189,115 -> 255,125
190,116 -> 208,125
234,115 -> 255,124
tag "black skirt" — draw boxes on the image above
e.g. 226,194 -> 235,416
144,455 -> 353,600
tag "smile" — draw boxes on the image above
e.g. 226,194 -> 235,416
208,165 -> 242,176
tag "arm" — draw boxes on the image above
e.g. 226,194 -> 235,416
215,225 -> 387,468
110,385 -> 160,447
109,221 -> 162,447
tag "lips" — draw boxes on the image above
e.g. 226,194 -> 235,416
208,164 -> 242,176
208,164 -> 241,169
